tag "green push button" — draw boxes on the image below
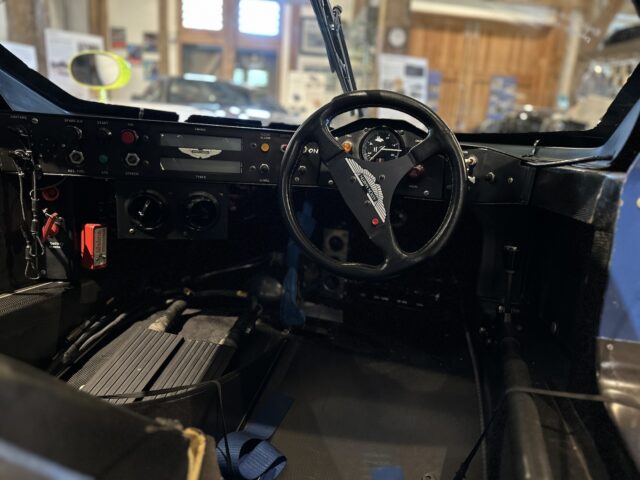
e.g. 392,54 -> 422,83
98,154 -> 109,165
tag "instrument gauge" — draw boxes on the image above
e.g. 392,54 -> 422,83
184,193 -> 220,232
361,128 -> 404,163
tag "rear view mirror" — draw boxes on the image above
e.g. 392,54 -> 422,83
69,51 -> 131,101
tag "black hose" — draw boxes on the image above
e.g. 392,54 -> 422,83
148,299 -> 188,333
50,300 -> 163,375
501,332 -> 553,480
77,312 -> 130,353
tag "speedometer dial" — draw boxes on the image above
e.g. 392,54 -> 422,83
361,128 -> 403,163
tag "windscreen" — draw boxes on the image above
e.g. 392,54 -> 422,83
1,0 -> 639,133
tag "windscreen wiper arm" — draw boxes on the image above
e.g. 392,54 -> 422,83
311,0 -> 357,93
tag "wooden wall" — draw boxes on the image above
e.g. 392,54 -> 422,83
409,14 -> 566,131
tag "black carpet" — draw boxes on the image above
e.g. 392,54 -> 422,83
266,330 -> 483,480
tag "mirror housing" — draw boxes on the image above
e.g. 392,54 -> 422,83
69,51 -> 131,101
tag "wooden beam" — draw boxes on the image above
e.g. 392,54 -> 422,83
159,0 -> 169,75
376,0 -> 412,55
89,0 -> 108,40
220,0 -> 239,81
5,0 -> 50,73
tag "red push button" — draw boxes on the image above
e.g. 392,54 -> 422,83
120,129 -> 138,145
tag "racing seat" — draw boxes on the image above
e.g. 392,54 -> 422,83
0,353 -> 221,480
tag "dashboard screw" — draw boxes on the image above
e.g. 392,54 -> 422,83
507,176 -> 514,184
350,176 -> 356,183
423,190 -> 430,197
128,228 -> 135,234
364,200 -> 371,206
328,179 -> 334,186
31,118 -> 39,125
378,174 -> 385,182
294,177 -> 300,183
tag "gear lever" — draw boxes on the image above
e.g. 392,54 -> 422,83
502,245 -> 519,323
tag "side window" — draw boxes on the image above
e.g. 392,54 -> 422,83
208,83 -> 250,106
139,81 -> 163,102
167,79 -> 209,104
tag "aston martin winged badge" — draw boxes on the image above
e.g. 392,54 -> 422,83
345,157 -> 387,223
178,147 -> 222,159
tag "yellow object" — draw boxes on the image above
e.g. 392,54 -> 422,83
68,50 -> 131,103
260,143 -> 270,153
183,427 -> 207,480
342,141 -> 353,153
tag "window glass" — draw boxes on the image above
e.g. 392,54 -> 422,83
1,0 -> 638,132
182,0 -> 223,31
238,0 -> 280,36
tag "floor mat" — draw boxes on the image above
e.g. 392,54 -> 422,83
268,334 -> 483,480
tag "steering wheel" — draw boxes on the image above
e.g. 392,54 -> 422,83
278,90 -> 466,280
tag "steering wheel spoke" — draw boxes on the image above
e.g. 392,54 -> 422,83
368,219 -> 405,266
313,126 -> 344,164
406,132 -> 442,164
324,154 -> 393,232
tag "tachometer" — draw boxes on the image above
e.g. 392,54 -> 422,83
361,127 -> 403,163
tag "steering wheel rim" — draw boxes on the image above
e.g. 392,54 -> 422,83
278,90 -> 466,280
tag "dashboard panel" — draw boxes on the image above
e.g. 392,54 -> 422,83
0,112 -> 446,200
0,112 -> 536,218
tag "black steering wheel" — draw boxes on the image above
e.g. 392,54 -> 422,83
278,90 -> 466,280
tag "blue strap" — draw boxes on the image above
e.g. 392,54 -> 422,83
372,466 -> 405,480
281,268 -> 304,327
280,202 -> 315,327
244,392 -> 294,440
217,393 -> 293,480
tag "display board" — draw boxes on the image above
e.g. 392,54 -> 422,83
44,29 -> 104,100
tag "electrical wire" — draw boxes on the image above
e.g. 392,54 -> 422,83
460,143 -> 613,168
10,149 -> 43,280
77,312 -> 129,353
13,164 -> 27,223
183,254 -> 275,286
37,177 -> 68,190
521,155 -> 613,168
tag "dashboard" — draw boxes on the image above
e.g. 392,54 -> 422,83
0,112 -> 535,241
0,113 -> 446,197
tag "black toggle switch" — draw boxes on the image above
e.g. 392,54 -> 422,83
503,245 -> 519,273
